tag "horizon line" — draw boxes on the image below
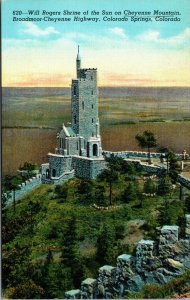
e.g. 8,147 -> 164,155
2,85 -> 190,88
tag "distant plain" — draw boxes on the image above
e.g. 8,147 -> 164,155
2,87 -> 190,175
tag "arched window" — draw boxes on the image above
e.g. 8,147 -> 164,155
93,144 -> 98,156
52,169 -> 56,177
92,104 -> 94,109
46,169 -> 49,178
92,118 -> 94,123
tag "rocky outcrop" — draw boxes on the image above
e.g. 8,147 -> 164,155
65,215 -> 190,299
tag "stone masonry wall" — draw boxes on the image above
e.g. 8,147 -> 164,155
177,175 -> 190,189
72,156 -> 106,179
65,216 -> 190,299
49,155 -> 72,178
104,152 -> 190,189
90,159 -> 107,179
72,156 -> 91,178
7,175 -> 42,204
104,150 -> 190,161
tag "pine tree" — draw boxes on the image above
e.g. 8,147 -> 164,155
60,214 -> 78,267
2,175 -> 22,213
96,223 -> 116,264
55,184 -> 68,202
135,131 -> 157,164
144,178 -> 157,194
157,175 -> 173,196
158,198 -> 171,226
122,182 -> 138,203
98,169 -> 118,206
94,185 -> 107,206
76,178 -> 94,204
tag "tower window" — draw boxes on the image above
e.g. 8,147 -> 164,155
52,169 -> 56,177
92,104 -> 94,109
73,85 -> 77,96
82,101 -> 84,110
74,115 -> 76,124
92,118 -> 94,123
91,75 -> 93,80
93,144 -> 98,156
46,169 -> 50,179
91,90 -> 93,95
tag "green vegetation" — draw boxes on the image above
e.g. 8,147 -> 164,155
2,175 -> 23,213
159,147 -> 181,179
135,131 -> 158,164
128,269 -> 190,299
2,156 -> 190,298
2,87 -> 190,297
143,178 -> 157,194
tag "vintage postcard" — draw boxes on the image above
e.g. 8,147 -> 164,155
2,0 -> 190,299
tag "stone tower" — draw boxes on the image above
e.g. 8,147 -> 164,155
63,46 -> 102,158
41,47 -> 105,183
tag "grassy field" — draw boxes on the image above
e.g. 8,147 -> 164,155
2,87 -> 190,175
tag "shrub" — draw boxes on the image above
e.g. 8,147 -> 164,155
144,178 -> 157,194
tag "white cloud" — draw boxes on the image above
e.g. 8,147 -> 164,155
109,27 -> 127,39
138,28 -> 190,46
168,28 -> 190,44
138,30 -> 160,42
21,22 -> 60,37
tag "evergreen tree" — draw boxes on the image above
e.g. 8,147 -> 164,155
157,175 -> 173,196
55,184 -> 68,202
60,214 -> 78,267
122,182 -> 138,203
158,198 -> 171,226
98,168 -> 118,206
40,250 -> 70,299
94,185 -> 107,206
60,214 -> 84,292
135,131 -> 157,164
19,161 -> 37,179
3,243 -> 31,287
159,147 -> 181,179
158,199 -> 184,227
96,223 -> 116,264
2,175 -> 22,213
76,178 -> 94,204
144,178 -> 157,194
104,154 -> 123,172
121,161 -> 137,175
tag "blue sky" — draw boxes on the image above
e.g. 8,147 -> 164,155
2,0 -> 190,86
